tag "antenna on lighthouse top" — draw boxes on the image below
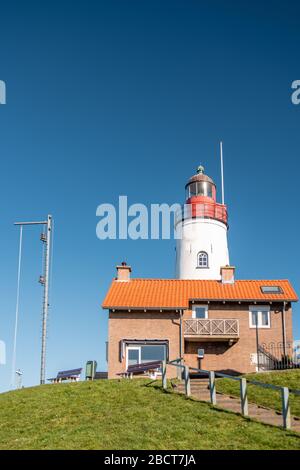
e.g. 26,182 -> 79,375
220,141 -> 225,205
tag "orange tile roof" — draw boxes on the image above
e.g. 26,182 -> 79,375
102,279 -> 298,309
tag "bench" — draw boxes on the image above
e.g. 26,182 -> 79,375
48,368 -> 82,383
118,361 -> 162,378
94,371 -> 108,380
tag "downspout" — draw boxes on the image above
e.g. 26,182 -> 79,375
255,311 -> 260,371
178,309 -> 184,380
179,310 -> 183,360
282,301 -> 287,358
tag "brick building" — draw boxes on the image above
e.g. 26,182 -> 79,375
102,167 -> 298,378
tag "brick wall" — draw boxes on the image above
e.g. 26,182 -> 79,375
108,310 -> 181,378
184,303 -> 293,374
107,303 -> 293,378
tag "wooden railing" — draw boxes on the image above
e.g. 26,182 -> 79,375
184,319 -> 239,337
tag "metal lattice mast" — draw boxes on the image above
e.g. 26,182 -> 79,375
40,215 -> 52,384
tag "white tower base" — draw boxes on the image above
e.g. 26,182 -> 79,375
176,218 -> 229,280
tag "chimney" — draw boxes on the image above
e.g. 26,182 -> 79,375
220,265 -> 235,284
116,261 -> 131,281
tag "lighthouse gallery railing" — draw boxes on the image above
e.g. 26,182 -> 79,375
175,203 -> 228,226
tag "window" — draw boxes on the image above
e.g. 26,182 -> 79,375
198,251 -> 208,268
186,182 -> 197,198
260,286 -> 283,294
126,344 -> 167,369
261,310 -> 269,326
141,345 -> 166,363
127,347 -> 140,366
249,306 -> 270,329
196,181 -> 213,198
192,305 -> 208,319
185,181 -> 213,199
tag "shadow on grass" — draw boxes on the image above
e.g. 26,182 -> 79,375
144,379 -> 157,387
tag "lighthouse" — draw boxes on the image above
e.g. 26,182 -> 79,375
175,165 -> 229,280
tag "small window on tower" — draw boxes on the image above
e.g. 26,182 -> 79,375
198,251 -> 208,268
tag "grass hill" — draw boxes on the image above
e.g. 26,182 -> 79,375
217,370 -> 300,417
0,378 -> 299,450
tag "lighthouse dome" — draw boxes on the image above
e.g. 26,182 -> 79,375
187,172 -> 215,186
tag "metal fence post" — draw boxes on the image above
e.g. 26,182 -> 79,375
162,360 -> 167,390
161,361 -> 168,390
240,378 -> 248,416
209,371 -> 216,405
281,387 -> 291,430
177,359 -> 182,380
184,365 -> 191,397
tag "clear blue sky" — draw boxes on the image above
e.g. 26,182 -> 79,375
0,0 -> 299,392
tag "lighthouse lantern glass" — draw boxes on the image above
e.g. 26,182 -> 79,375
186,181 -> 213,199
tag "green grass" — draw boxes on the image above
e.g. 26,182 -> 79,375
217,370 -> 300,417
0,379 -> 299,450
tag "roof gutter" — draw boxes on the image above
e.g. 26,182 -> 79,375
104,306 -> 188,311
189,298 -> 297,303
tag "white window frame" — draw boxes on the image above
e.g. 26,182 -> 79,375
126,344 -> 167,370
197,251 -> 209,268
192,304 -> 208,319
249,305 -> 271,329
126,346 -> 141,369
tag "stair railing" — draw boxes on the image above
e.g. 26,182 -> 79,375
161,359 -> 300,430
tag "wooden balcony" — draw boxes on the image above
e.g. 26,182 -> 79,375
184,319 -> 239,342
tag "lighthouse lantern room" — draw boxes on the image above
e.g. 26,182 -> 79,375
175,166 -> 230,280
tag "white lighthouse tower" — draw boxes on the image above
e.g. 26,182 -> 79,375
175,165 -> 229,280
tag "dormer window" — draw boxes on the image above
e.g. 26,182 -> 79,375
198,251 -> 208,268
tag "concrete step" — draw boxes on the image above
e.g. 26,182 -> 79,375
173,381 -> 300,433
176,382 -> 209,391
